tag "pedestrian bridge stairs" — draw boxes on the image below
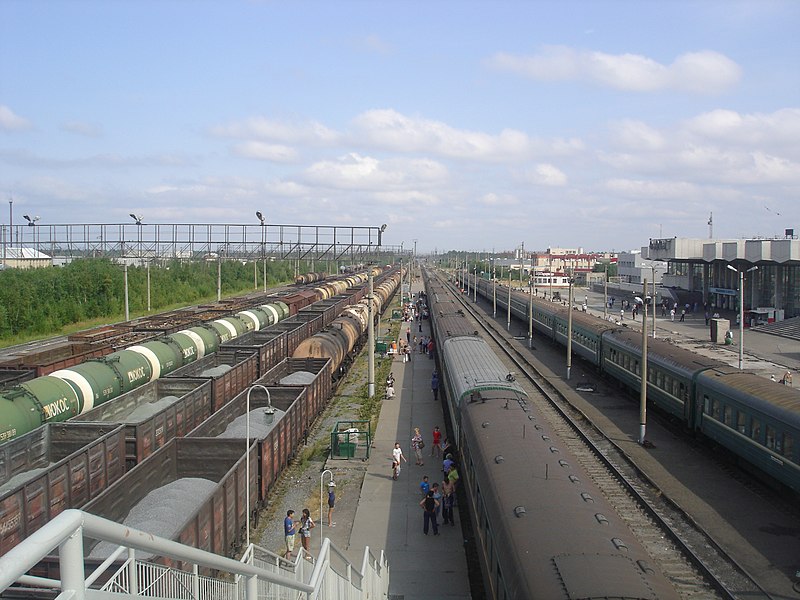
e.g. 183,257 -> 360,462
0,509 -> 389,600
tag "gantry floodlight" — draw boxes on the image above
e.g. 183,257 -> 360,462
256,211 -> 265,224
129,213 -> 143,225
23,215 -> 40,226
380,223 -> 387,232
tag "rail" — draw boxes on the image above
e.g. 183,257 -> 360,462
0,509 -> 389,600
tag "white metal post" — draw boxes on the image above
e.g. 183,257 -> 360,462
639,279 -> 648,445
566,277 -> 573,380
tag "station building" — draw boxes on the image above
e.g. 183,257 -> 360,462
647,237 -> 800,321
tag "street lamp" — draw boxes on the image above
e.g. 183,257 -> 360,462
726,264 -> 758,370
641,262 -> 657,338
129,213 -> 143,225
23,214 -> 39,226
566,275 -> 574,379
528,272 -> 533,348
256,211 -> 266,293
639,280 -> 650,445
492,257 -> 497,317
320,469 -> 335,553
245,384 -> 272,549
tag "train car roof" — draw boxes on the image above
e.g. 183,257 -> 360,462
603,329 -> 726,376
441,336 -> 527,403
696,367 -> 800,424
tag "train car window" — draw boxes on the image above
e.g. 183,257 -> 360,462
737,412 -> 747,434
711,398 -> 721,421
781,433 -> 794,461
703,394 -> 710,415
765,425 -> 777,451
751,418 -> 762,442
723,405 -> 732,427
680,382 -> 687,404
656,370 -> 664,388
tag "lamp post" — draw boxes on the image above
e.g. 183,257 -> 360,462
528,273 -> 533,348
566,275 -> 574,379
320,469 -> 335,553
640,262 -> 657,338
492,258 -> 497,317
129,214 -> 149,312
245,384 -> 272,549
256,211 -> 267,293
639,280 -> 649,445
473,266 -> 477,302
727,264 -> 758,370
507,263 -> 512,331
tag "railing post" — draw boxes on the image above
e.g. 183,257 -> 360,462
59,528 -> 86,600
127,548 -> 137,595
246,574 -> 258,600
193,563 -> 200,600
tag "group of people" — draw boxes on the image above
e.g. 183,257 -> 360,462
282,482 -> 336,561
418,474 -> 456,535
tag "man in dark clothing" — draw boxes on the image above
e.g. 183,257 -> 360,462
419,490 -> 440,535
431,371 -> 439,401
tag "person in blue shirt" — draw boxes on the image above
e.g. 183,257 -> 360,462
419,475 -> 430,497
283,510 -> 298,560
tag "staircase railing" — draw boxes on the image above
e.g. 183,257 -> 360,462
0,509 -> 389,600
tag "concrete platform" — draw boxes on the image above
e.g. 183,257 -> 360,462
319,282 -> 471,600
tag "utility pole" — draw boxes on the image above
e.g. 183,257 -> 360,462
639,279 -> 649,445
367,271 -> 375,397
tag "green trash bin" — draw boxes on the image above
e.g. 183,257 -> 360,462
339,442 -> 355,458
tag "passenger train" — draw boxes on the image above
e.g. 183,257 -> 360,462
426,269 -> 681,599
458,271 -> 800,495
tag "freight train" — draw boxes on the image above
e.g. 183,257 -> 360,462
0,268 -> 401,557
458,271 -> 800,495
292,274 -> 402,377
0,270 -> 384,444
425,269 -> 681,599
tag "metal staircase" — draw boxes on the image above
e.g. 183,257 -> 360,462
0,510 -> 388,600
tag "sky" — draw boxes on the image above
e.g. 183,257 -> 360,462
1,0 -> 799,254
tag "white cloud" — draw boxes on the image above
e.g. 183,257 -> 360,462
609,120 -> 665,151
683,108 -> 800,149
0,105 -> 32,131
602,178 -> 701,200
62,121 -> 103,137
480,192 -> 519,206
520,164 -> 568,186
350,109 -> 580,161
486,46 -> 741,93
210,117 -> 339,145
303,153 -> 448,190
232,141 -> 298,162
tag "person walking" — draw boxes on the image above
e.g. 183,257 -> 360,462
431,425 -> 442,457
299,508 -> 315,560
411,428 -> 424,465
670,308 -> 675,322
326,482 -> 336,527
283,510 -> 298,560
392,442 -> 407,480
431,371 -> 440,402
679,308 -> 686,322
419,490 -> 440,535
406,327 -> 411,344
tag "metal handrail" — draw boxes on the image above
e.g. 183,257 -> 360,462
0,509 -> 389,600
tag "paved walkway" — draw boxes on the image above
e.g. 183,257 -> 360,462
318,282 -> 471,600
580,288 -> 800,375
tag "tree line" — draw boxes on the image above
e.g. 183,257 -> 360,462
0,258 -> 315,342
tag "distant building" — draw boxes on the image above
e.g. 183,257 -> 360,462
617,250 -> 668,285
1,247 -> 52,269
647,236 -> 800,319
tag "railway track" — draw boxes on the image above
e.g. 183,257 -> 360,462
443,276 -> 772,600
